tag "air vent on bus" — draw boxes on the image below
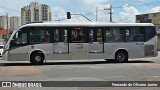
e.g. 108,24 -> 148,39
145,45 -> 154,56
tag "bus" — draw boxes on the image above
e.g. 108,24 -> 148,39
2,22 -> 158,64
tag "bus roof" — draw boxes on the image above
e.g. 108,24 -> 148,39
19,22 -> 154,29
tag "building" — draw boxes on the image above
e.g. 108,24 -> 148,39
21,2 -> 52,25
136,12 -> 160,50
0,30 -> 10,36
10,16 -> 21,32
0,15 -> 10,30
136,12 -> 160,28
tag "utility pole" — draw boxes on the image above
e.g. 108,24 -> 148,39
6,13 -> 9,35
104,5 -> 113,22
96,6 -> 98,22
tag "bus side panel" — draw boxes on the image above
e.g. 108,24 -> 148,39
144,36 -> 158,57
32,43 -> 70,60
104,43 -> 145,59
8,46 -> 31,61
31,43 -> 54,60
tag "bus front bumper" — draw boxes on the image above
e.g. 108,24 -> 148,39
2,51 -> 8,61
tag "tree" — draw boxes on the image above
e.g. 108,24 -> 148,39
0,26 -> 4,30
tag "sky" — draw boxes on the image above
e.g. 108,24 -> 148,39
0,0 -> 160,23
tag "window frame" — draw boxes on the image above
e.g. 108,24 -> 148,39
69,27 -> 88,43
125,26 -> 145,42
88,27 -> 104,43
10,27 -> 29,48
104,27 -> 126,43
29,27 -> 52,44
52,27 -> 68,43
144,26 -> 157,42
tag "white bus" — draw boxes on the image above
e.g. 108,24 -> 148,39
2,22 -> 158,64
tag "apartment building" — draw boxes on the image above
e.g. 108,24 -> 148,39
21,2 -> 52,25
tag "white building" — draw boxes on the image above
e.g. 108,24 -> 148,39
21,2 -> 52,25
0,15 -> 10,30
10,16 -> 21,32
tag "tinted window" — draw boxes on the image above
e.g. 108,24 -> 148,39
89,28 -> 103,42
71,27 -> 87,42
126,27 -> 145,42
10,28 -> 28,48
145,26 -> 156,41
53,28 -> 68,43
105,27 -> 125,42
30,27 -> 50,43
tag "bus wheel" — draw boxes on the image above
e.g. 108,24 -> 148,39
30,52 -> 44,64
115,50 -> 128,63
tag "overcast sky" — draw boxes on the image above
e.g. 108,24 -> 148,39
0,0 -> 160,22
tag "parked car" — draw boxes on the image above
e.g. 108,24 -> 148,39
0,45 -> 4,57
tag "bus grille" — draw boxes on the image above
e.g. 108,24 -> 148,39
145,45 -> 154,56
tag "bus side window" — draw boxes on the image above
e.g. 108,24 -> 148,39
97,28 -> 103,42
145,26 -> 156,41
89,29 -> 94,42
105,28 -> 116,42
106,27 -> 125,42
53,28 -> 60,43
10,29 -> 28,48
71,27 -> 87,42
126,27 -> 145,42
53,28 -> 68,43
89,28 -> 102,42
30,27 -> 50,43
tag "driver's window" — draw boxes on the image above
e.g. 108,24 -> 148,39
15,32 -> 27,44
10,29 -> 28,48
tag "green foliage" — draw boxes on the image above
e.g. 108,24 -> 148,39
0,26 -> 4,30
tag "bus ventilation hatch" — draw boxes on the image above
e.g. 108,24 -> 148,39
145,45 -> 154,56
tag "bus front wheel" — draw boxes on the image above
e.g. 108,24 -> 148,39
115,50 -> 128,63
30,52 -> 44,64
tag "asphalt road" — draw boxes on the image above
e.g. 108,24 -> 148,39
0,53 -> 160,90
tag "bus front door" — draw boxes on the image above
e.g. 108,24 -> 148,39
53,42 -> 69,60
88,28 -> 104,59
69,43 -> 88,60
88,42 -> 104,59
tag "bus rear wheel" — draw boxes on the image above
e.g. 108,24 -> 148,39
30,52 -> 44,64
115,50 -> 128,63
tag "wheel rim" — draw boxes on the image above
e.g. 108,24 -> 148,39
35,56 -> 41,62
117,53 -> 125,61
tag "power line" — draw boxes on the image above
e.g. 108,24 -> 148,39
1,1 -> 160,22
70,0 -> 96,16
0,5 -> 20,12
71,0 -> 95,11
112,1 -> 160,9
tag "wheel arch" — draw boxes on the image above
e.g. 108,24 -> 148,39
114,48 -> 129,59
29,49 -> 45,62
